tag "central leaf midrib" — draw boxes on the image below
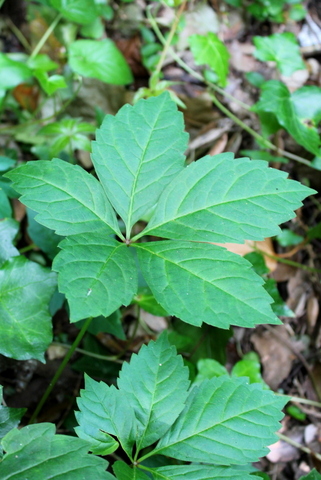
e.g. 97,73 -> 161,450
145,188 -> 294,234
137,245 -> 266,313
24,173 -> 115,233
126,108 -> 164,234
155,393 -> 274,455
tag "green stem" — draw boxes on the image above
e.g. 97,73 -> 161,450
19,243 -> 37,254
6,17 -> 32,52
278,432 -> 321,461
153,0 -> 187,76
51,342 -> 123,363
277,393 -> 321,408
253,244 -> 321,273
28,316 -> 93,424
30,13 -> 62,60
147,9 -> 311,167
209,92 -> 272,148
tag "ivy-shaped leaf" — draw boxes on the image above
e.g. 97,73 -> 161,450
0,218 -> 19,266
92,93 -> 188,235
253,33 -> 305,77
0,423 -> 114,479
75,375 -> 137,459
6,158 -> 121,237
68,39 -> 133,85
117,333 -> 190,450
50,0 -> 98,25
135,241 -> 279,329
152,464 -> 254,480
154,376 -> 286,465
189,33 -> 230,87
5,92 -> 314,329
253,81 -> 321,155
0,256 -> 57,361
141,153 -> 311,243
75,335 -> 287,476
53,234 -> 137,321
0,386 -> 26,441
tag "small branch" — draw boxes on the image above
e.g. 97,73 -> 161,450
154,0 -> 187,76
30,13 -> 62,60
51,342 -> 123,364
277,432 -> 321,462
28,316 -> 93,424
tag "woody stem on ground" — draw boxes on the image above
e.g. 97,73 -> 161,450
29,13 -> 62,60
153,0 -> 187,76
28,316 -> 93,424
147,9 -> 312,167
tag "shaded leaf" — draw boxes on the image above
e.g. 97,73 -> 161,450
0,54 -> 32,89
5,158 -> 120,237
75,375 -> 137,458
300,469 -> 321,480
0,218 -> 19,266
231,352 -> 267,387
0,386 -> 26,441
135,241 -> 280,329
253,81 -> 321,155
53,235 -> 137,322
69,39 -> 133,85
27,208 -> 62,260
0,256 -> 57,362
195,359 -> 228,383
0,190 -> 12,218
117,333 -> 190,450
50,0 -> 98,24
92,92 -> 188,234
189,33 -> 230,87
113,461 -> 150,480
155,377 -> 287,465
253,33 -> 305,76
132,286 -> 169,317
152,464 -> 254,480
0,423 -> 113,479
143,154 -> 314,243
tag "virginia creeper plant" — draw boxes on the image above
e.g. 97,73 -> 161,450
0,92 -> 316,478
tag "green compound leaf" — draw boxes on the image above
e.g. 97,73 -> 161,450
0,423 -> 114,480
154,377 -> 287,465
53,235 -> 137,322
135,241 -> 280,329
143,153 -> 314,243
253,81 -> 321,155
69,39 -> 133,85
0,218 -> 19,267
117,333 -> 190,451
92,92 -> 188,235
0,386 -> 26,441
189,33 -> 230,87
253,33 -> 305,77
0,256 -> 57,362
152,464 -> 254,480
50,0 -> 99,25
5,158 -> 121,237
75,375 -> 137,459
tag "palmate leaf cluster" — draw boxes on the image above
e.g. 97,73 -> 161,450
0,336 -> 316,479
5,92 -> 314,331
